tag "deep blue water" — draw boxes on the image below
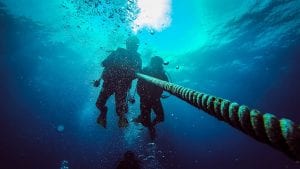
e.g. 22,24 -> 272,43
1,0 -> 300,169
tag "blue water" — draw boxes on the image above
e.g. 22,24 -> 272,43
1,0 -> 300,168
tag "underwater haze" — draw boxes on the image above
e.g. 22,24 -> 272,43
1,0 -> 300,168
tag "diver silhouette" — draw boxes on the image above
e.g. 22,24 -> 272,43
94,36 -> 142,128
134,56 -> 169,140
116,151 -> 141,169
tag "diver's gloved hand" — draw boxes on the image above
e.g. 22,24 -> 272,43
93,79 -> 100,87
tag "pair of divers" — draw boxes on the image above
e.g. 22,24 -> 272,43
94,36 -> 168,139
93,37 -> 300,161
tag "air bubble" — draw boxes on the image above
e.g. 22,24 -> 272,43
57,125 -> 65,132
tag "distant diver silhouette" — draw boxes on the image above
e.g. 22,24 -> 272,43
94,36 -> 142,128
116,151 -> 141,169
134,56 -> 169,140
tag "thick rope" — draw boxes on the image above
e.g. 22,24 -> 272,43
136,73 -> 300,161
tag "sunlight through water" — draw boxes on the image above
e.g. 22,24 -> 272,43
132,0 -> 172,33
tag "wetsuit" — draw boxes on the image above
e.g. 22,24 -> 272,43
137,66 -> 168,128
96,48 -> 142,117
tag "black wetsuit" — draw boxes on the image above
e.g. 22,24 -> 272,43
137,66 -> 168,128
96,48 -> 142,116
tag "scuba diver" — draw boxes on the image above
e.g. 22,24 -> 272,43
134,56 -> 169,139
116,151 -> 141,169
94,36 -> 142,128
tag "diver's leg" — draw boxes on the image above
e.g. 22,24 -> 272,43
140,98 -> 152,128
143,99 -> 156,140
96,81 -> 113,111
115,88 -> 129,128
96,81 -> 113,128
148,125 -> 156,140
133,98 -> 146,123
152,99 -> 164,126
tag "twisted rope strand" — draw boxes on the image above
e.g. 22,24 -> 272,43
137,73 -> 300,161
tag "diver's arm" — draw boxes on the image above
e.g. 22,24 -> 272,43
93,65 -> 105,87
97,71 -> 103,81
93,73 -> 102,87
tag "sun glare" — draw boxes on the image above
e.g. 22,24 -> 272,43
132,0 -> 172,33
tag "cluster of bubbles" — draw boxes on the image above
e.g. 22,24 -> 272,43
56,124 -> 65,133
60,160 -> 69,169
136,142 -> 165,169
60,0 -> 140,34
